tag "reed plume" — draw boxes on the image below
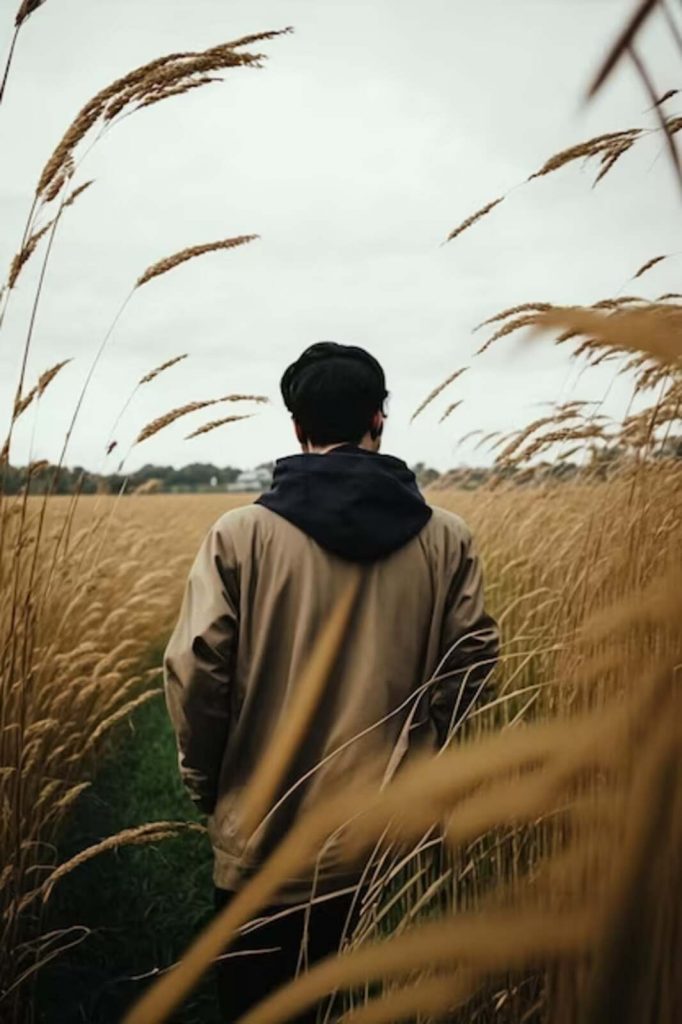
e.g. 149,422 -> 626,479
477,312 -> 542,355
35,30 -> 292,200
439,399 -> 462,424
185,414 -> 254,439
534,305 -> 682,363
8,221 -> 53,289
135,394 -> 267,444
36,821 -> 205,905
475,302 -> 553,331
633,254 -> 667,278
63,179 -> 94,209
529,129 -> 642,182
139,355 -> 188,386
6,177 -> 92,291
445,198 -> 504,243
138,77 -> 221,111
411,367 -> 467,422
15,0 -> 47,27
135,235 -> 259,288
12,359 -> 71,422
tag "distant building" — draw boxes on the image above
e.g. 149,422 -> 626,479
227,467 -> 272,493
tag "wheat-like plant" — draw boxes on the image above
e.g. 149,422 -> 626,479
411,367 -> 468,422
2,4 -> 681,1023
185,414 -> 254,439
135,394 -> 267,445
12,358 -> 71,422
135,235 -> 259,288
139,355 -> 188,386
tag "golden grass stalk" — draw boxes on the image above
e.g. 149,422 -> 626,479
581,721 -> 680,1023
477,313 -> 542,355
138,355 -> 188,386
134,394 -> 266,445
35,821 -> 205,904
341,971 -> 477,1024
411,367 -> 467,423
137,77 -> 220,110
44,153 -> 77,203
533,305 -> 682,363
185,414 -> 254,439
121,771 -> 362,1021
12,359 -> 71,422
224,29 -> 295,50
666,113 -> 682,135
345,680 -> 665,858
633,254 -> 667,278
86,688 -> 161,749
587,0 -> 658,98
63,179 -> 94,209
628,45 -> 682,193
104,355 -> 192,457
652,88 -> 680,108
236,911 -> 592,1024
593,138 -> 636,184
591,294 -> 644,309
8,221 -> 53,290
475,302 -> 553,331
35,30 -> 291,198
529,129 -> 642,181
445,198 -> 504,242
135,235 -> 259,288
123,669 -> 666,1024
14,0 -> 47,28
439,399 -> 462,424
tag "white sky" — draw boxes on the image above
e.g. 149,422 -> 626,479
0,0 -> 679,472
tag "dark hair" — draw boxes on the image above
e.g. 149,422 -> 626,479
281,341 -> 388,446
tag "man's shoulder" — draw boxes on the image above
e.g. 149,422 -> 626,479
425,504 -> 473,545
211,502 -> 270,536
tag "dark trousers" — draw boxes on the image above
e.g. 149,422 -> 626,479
214,888 -> 356,1023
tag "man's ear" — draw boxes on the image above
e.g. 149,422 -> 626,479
369,410 -> 384,441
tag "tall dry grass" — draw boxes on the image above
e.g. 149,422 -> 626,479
0,494 -> 247,1016
0,10 -> 288,1019
120,457 -> 681,1024
0,2 -> 680,1023
122,4 -> 681,1022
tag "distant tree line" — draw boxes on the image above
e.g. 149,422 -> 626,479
1,462 -> 253,495
2,440 -> 680,496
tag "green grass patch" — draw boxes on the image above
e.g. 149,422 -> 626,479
36,686 -> 219,1024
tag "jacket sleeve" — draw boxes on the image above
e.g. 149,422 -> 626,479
163,523 -> 238,814
430,528 -> 499,746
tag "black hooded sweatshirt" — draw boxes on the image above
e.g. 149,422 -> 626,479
256,445 -> 432,563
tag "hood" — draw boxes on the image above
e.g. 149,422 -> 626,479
256,445 -> 432,563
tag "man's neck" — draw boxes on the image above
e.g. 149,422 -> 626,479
304,437 -> 378,455
306,442 -> 351,455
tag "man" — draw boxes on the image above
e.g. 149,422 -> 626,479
164,342 -> 499,1021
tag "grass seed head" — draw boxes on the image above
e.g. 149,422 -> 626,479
185,414 -> 254,439
411,367 -> 468,423
135,234 -> 259,288
445,197 -> 504,243
138,354 -> 188,386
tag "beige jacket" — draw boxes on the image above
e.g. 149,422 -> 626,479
164,502 -> 498,897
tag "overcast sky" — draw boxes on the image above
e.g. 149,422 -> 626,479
1,0 -> 679,472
